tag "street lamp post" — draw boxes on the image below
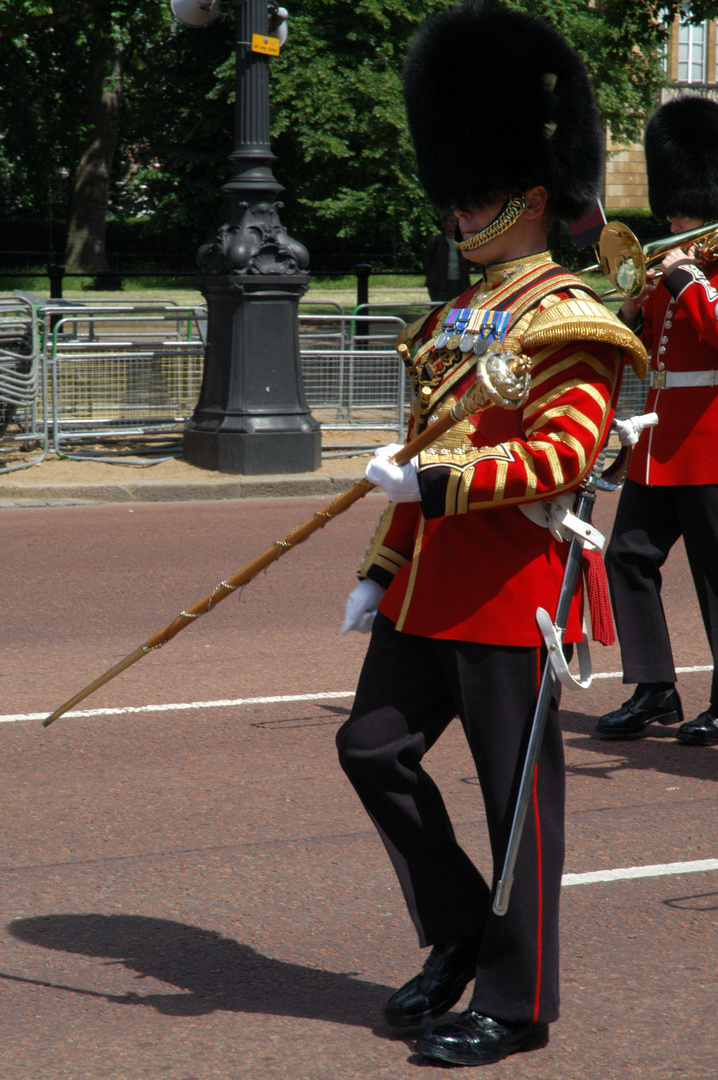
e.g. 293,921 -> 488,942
182,0 -> 321,474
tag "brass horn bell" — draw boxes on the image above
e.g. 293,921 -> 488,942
589,221 -> 718,299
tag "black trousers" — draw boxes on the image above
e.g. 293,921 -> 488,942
605,479 -> 718,707
336,612 -> 565,1024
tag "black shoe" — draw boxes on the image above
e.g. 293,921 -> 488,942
595,684 -> 683,739
677,709 -> 718,746
415,1010 -> 549,1066
384,937 -> 479,1028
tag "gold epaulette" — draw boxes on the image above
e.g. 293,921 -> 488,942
521,296 -> 648,379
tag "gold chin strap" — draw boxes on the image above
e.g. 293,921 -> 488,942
454,192 -> 527,252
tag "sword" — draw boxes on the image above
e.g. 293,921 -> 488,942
43,349 -> 531,727
492,412 -> 657,916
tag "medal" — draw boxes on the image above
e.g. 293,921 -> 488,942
471,310 -> 511,356
472,319 -> 492,357
463,310 -> 485,354
448,308 -> 472,352
434,307 -> 460,350
433,307 -> 510,356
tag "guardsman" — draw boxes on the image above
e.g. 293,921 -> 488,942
336,1 -> 645,1067
597,95 -> 718,748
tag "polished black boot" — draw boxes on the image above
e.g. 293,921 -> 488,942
595,683 -> 683,739
677,708 -> 718,746
385,937 -> 479,1028
415,1010 -> 549,1066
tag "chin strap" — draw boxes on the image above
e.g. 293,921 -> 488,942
454,192 -> 527,252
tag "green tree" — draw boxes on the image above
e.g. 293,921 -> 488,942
0,13 -> 96,255
267,0 -> 718,260
0,1 -> 175,272
110,12 -> 234,251
267,0 -> 451,260
2,1 -> 718,269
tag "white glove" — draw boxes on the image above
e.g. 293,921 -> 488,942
365,443 -> 421,503
342,578 -> 386,634
613,412 -> 658,446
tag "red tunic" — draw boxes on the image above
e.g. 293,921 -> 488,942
628,257 -> 718,486
360,253 -> 629,647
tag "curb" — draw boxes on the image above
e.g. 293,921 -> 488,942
0,471 -> 370,507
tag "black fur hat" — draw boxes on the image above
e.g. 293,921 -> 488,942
645,96 -> 718,221
403,0 -> 603,221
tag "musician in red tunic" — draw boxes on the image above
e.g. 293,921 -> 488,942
596,96 -> 718,748
336,2 -> 645,1068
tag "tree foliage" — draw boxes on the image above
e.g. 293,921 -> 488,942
2,0 -> 718,268
267,0 -> 451,256
268,0 -> 718,256
0,1 -> 178,269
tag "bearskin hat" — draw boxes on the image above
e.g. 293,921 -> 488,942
403,0 -> 603,222
645,96 -> 718,222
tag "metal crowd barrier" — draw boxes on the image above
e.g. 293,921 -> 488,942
0,296 -> 416,469
0,292 -> 649,473
43,306 -> 205,460
617,366 -> 649,417
0,294 -> 48,473
298,312 -> 411,445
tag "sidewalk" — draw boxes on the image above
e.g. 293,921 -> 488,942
0,448 -> 376,507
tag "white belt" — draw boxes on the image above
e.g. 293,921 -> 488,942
651,369 -> 718,389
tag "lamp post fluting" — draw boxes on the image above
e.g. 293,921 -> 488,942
183,0 -> 321,474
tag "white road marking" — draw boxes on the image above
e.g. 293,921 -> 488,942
1,684 -> 716,890
3,665 -> 713,725
591,664 -> 713,680
0,690 -> 356,724
562,859 -> 718,887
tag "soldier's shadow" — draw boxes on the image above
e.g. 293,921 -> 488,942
7,913 -> 397,1033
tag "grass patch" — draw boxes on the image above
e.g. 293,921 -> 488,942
2,268 -> 620,310
307,272 -> 427,291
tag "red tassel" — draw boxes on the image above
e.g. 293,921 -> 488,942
582,548 -> 615,646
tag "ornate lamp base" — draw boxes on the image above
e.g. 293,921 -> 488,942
183,272 -> 321,475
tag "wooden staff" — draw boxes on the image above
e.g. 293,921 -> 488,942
43,350 -> 530,726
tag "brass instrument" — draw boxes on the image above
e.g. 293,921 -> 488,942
584,221 -> 718,299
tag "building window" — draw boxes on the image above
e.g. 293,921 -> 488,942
678,18 -> 707,82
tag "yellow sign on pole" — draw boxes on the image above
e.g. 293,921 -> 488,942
251,33 -> 281,56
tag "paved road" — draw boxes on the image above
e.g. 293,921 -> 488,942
1,494 -> 716,1079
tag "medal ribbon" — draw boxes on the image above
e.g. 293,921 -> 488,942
465,309 -> 510,345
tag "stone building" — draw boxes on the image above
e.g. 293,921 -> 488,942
605,11 -> 718,212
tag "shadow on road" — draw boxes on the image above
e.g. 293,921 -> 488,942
560,709 -> 718,785
7,913 -> 397,1030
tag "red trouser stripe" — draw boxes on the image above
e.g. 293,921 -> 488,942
532,766 -> 543,1022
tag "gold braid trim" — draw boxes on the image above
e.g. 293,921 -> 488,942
454,193 -> 527,252
358,504 -> 404,579
545,429 -> 587,473
395,517 -> 426,632
414,269 -> 590,423
528,347 -> 614,392
521,297 -> 648,378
